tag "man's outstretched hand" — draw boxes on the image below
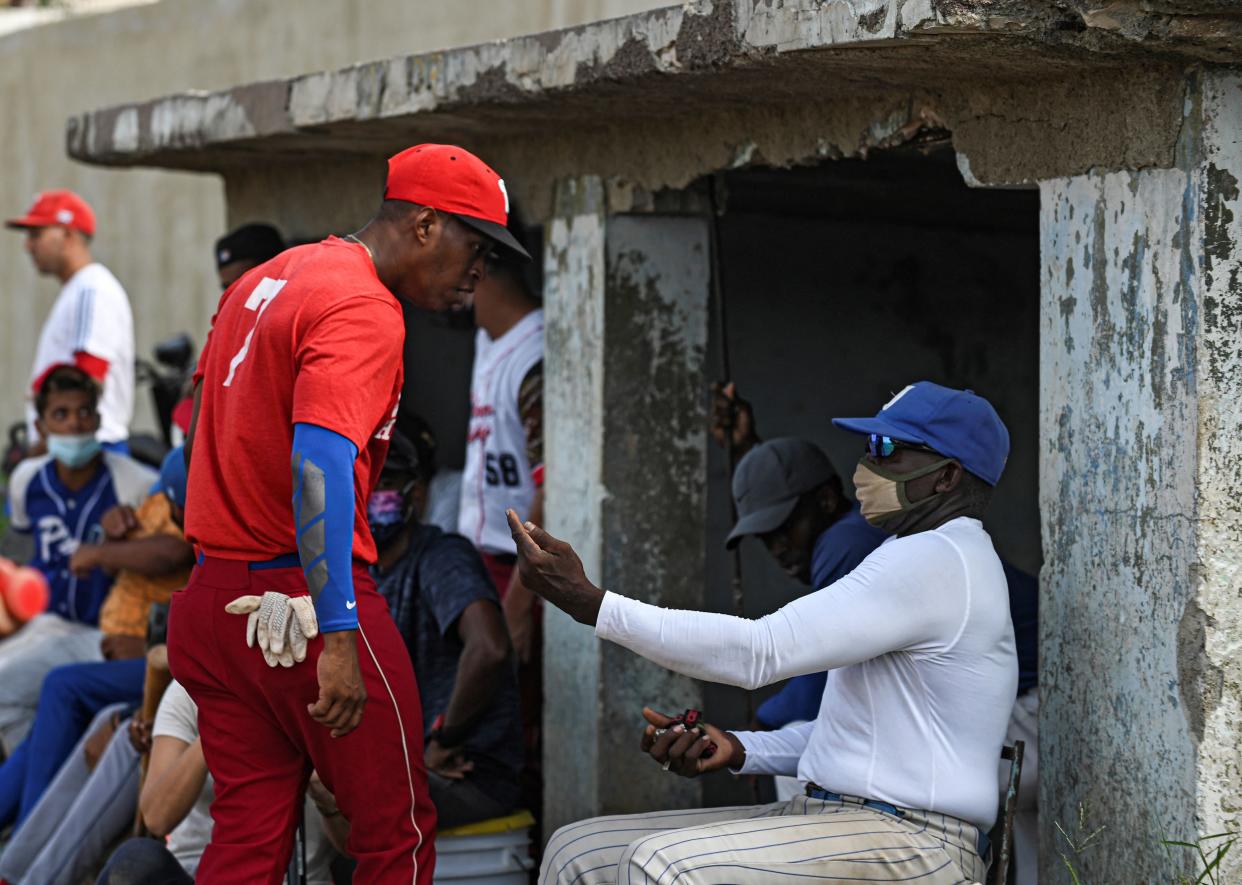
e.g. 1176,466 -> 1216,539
506,510 -> 605,626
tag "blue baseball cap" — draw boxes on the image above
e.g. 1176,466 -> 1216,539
832,382 -> 1010,485
155,446 -> 188,506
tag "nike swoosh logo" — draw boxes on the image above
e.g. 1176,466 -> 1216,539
345,600 -> 357,610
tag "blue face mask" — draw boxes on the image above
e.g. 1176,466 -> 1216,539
47,433 -> 102,469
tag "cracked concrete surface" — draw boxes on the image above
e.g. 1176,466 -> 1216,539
65,0 -> 1242,224
1039,69 -> 1242,881
1040,164 -> 1201,881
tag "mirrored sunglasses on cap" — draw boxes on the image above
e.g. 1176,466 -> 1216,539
867,434 -> 936,458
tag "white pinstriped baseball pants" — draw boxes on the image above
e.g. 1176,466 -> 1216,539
541,793 -> 987,885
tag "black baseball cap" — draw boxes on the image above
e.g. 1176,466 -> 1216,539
726,438 -> 839,549
215,223 -> 285,269
382,420 -> 438,484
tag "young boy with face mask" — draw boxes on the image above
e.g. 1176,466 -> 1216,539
0,365 -> 154,754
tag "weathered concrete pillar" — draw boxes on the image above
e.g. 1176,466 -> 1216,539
1039,71 -> 1242,881
542,177 -> 712,838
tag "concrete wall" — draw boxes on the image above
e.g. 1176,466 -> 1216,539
543,177 -> 608,831
1039,69 -> 1242,881
544,177 -> 714,835
0,0 -> 671,441
1040,165 -> 1201,882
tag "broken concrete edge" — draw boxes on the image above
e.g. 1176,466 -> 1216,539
63,0 -> 1242,171
1192,70 -> 1242,868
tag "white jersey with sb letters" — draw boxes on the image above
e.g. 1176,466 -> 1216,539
458,308 -> 543,556
27,263 -> 135,444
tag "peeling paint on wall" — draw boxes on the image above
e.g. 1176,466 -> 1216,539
197,62 -> 1187,242
1040,71 -> 1242,881
68,0 -> 1211,215
1040,167 -> 1200,881
597,213 -> 711,816
542,176 -> 608,837
541,190 -> 713,835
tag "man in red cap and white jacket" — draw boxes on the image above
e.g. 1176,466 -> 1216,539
7,190 -> 135,453
173,144 -> 528,884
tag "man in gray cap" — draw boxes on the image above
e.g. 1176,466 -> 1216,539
727,436 -> 885,587
715,382 -> 886,587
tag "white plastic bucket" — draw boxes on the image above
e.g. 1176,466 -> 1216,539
433,826 -> 535,883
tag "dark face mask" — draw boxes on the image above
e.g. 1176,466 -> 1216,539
367,488 -> 411,547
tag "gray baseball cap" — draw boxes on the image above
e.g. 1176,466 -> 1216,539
726,438 -> 838,549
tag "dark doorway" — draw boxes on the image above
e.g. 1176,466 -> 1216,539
701,147 -> 1040,805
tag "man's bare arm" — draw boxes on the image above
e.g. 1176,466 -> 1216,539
71,535 -> 194,577
439,599 -> 513,740
141,734 -> 209,837
502,487 -> 543,662
183,381 -> 202,473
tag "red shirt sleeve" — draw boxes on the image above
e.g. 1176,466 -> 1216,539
292,294 -> 405,449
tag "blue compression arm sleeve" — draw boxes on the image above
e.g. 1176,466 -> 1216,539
292,422 -> 359,632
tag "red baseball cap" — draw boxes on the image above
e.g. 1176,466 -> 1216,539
30,361 -> 79,396
385,144 -> 530,259
6,190 -> 96,237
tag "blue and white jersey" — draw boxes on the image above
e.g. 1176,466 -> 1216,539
6,452 -> 155,625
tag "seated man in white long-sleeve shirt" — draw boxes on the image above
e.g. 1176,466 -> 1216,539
507,381 -> 1018,885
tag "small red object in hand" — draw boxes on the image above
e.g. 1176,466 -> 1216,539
674,708 -> 717,759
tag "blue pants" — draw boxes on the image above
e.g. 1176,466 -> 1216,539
0,657 -> 145,830
100,439 -> 131,456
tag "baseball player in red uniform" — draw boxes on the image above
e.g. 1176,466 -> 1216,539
169,144 -> 529,884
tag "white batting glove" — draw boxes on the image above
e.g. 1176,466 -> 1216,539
225,592 -> 320,668
283,596 -> 319,664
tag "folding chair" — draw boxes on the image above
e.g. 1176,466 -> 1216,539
988,741 -> 1026,885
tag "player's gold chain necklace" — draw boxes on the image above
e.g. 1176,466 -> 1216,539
345,234 -> 374,264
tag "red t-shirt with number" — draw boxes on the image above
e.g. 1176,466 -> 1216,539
185,237 -> 403,565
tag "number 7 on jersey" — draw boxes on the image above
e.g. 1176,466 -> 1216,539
223,277 -> 288,387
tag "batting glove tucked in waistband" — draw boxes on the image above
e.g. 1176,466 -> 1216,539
225,591 -> 319,668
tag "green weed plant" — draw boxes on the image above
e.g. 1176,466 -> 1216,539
1056,803 -> 1236,884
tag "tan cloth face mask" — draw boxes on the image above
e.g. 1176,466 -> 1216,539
852,457 -> 954,527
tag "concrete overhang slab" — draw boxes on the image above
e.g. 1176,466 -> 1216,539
65,0 -> 1242,174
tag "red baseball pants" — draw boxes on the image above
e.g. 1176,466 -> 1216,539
168,557 -> 436,884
